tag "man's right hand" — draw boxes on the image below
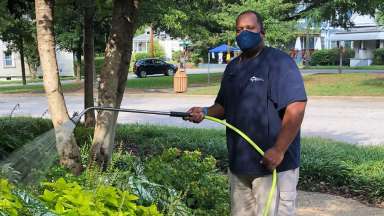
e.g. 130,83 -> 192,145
185,107 -> 205,123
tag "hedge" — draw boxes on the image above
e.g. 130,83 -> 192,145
310,48 -> 355,66
373,48 -> 384,65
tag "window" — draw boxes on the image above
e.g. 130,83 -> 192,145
3,51 -> 14,67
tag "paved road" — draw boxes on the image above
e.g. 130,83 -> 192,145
1,93 -> 383,145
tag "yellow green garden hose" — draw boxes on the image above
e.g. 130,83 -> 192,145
204,115 -> 277,216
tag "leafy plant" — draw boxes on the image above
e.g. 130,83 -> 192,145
144,148 -> 229,215
0,179 -> 23,216
373,48 -> 384,65
310,48 -> 354,66
40,178 -> 162,216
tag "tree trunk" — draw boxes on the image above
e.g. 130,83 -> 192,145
27,61 -> 37,80
83,0 -> 96,128
75,51 -> 81,81
35,0 -> 83,175
19,39 -> 27,85
90,0 -> 139,170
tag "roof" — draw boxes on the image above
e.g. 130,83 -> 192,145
133,34 -> 150,42
330,27 -> 384,41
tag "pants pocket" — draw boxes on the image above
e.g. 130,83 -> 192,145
278,191 -> 297,216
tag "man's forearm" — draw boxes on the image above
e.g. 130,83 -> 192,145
274,102 -> 306,153
207,103 -> 225,119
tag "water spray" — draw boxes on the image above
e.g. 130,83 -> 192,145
71,106 -> 277,216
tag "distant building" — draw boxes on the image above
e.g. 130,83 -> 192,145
289,14 -> 384,66
0,40 -> 74,80
132,29 -> 183,61
326,14 -> 384,66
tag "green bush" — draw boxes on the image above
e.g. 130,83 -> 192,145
135,52 -> 151,61
134,40 -> 166,62
310,48 -> 354,66
373,48 -> 384,65
0,178 -> 54,216
0,179 -> 23,216
144,148 -> 229,215
172,50 -> 182,62
300,137 -> 384,204
40,178 -> 161,216
0,117 -> 52,159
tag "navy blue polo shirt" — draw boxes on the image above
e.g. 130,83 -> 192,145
215,47 -> 307,176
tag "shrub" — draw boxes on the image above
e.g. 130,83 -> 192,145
373,48 -> 384,65
310,48 -> 354,66
172,50 -> 182,62
0,179 -> 23,216
135,52 -> 151,61
300,137 -> 384,204
134,40 -> 166,62
144,148 -> 229,215
0,178 -> 53,216
40,177 -> 162,216
0,117 -> 52,159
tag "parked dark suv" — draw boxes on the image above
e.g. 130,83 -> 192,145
133,58 -> 177,78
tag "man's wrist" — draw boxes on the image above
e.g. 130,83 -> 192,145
202,107 -> 209,116
273,144 -> 287,154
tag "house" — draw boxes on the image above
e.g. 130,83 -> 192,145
132,29 -> 183,61
326,14 -> 384,66
0,40 -> 74,80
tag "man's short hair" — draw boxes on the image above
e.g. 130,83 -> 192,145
236,10 -> 265,34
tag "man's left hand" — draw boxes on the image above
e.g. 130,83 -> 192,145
261,147 -> 285,171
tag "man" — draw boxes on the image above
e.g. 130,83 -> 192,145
185,10 -> 307,216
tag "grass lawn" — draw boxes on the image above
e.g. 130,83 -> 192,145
0,82 -> 83,94
302,65 -> 384,70
0,76 -> 75,85
305,73 -> 384,96
187,73 -> 384,96
126,73 -> 223,89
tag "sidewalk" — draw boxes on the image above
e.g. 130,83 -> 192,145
297,191 -> 384,216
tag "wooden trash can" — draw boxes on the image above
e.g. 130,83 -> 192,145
173,68 -> 188,93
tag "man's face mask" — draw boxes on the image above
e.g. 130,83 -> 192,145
236,30 -> 262,52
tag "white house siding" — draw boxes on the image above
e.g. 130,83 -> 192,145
0,41 -> 32,79
158,39 -> 182,60
132,30 -> 183,61
0,40 -> 74,79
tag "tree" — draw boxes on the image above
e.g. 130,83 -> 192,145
283,0 -> 384,28
90,0 -> 139,170
35,0 -> 82,174
0,0 -> 38,84
83,0 -> 96,127
54,0 -> 83,81
215,0 -> 297,48
377,9 -> 384,25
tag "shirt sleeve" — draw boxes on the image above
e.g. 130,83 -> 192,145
270,54 -> 307,111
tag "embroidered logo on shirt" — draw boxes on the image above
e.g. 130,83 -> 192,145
250,76 -> 264,82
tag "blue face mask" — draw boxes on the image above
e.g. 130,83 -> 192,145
236,30 -> 262,52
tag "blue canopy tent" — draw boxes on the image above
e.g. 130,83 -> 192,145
207,44 -> 240,83
209,44 -> 240,53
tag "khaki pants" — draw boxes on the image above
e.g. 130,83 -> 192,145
229,168 -> 299,216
